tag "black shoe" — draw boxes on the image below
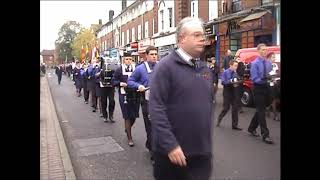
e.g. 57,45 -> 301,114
128,140 -> 134,147
109,116 -> 115,123
92,108 -> 96,112
248,130 -> 260,137
232,127 -> 243,131
263,137 -> 274,144
100,114 -> 104,118
216,119 -> 221,127
103,118 -> 109,123
239,109 -> 244,113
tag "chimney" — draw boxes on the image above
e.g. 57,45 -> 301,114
109,10 -> 114,21
122,0 -> 127,11
99,19 -> 102,25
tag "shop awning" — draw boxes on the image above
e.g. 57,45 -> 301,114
240,11 -> 268,23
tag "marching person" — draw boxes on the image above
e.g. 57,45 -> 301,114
73,61 -> 82,97
248,43 -> 274,144
216,60 -> 242,130
112,53 -> 140,146
128,46 -> 158,157
87,60 -> 99,112
55,64 -> 63,85
235,56 -> 246,113
80,63 -> 89,104
98,57 -> 116,123
149,17 -> 213,180
208,57 -> 220,102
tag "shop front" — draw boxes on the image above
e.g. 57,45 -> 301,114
216,10 -> 276,63
153,33 -> 177,60
138,38 -> 154,62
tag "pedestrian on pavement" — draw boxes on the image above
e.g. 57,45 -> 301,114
235,56 -> 246,113
112,53 -> 140,146
149,17 -> 213,180
80,63 -> 89,104
216,60 -> 242,130
223,49 -> 234,70
265,52 -> 280,121
55,65 -> 63,85
73,61 -> 82,97
208,57 -> 220,102
128,46 -> 158,157
97,57 -> 116,123
248,43 -> 274,144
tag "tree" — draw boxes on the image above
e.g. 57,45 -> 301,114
55,21 -> 82,63
71,28 -> 97,61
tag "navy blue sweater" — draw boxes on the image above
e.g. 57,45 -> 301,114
149,50 -> 214,157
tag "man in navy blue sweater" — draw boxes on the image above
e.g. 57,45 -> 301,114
149,17 -> 214,180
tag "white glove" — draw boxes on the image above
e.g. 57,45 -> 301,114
120,82 -> 127,87
138,85 -> 146,92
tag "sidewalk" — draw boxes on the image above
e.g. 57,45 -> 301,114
40,76 -> 76,180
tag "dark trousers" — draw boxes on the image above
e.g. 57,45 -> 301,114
82,80 -> 89,101
153,153 -> 212,180
91,85 -> 98,109
218,86 -> 239,127
57,75 -> 62,84
141,93 -> 152,151
101,87 -> 115,119
248,85 -> 271,138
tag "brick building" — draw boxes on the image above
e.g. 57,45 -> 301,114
206,0 -> 280,64
40,50 -> 55,67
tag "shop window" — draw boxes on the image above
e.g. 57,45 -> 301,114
168,8 -> 173,28
230,33 -> 241,54
232,0 -> 241,13
262,0 -> 273,6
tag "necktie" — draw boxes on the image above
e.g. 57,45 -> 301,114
263,60 -> 266,78
126,65 -> 130,72
191,59 -> 197,68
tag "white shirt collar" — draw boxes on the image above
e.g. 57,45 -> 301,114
176,48 -> 199,66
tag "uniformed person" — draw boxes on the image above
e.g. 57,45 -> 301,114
208,57 -> 220,102
112,53 -> 140,146
73,61 -> 82,97
235,56 -> 246,113
87,60 -> 99,112
80,63 -> 89,104
128,46 -> 158,158
55,64 -> 63,85
248,43 -> 274,144
97,57 -> 116,123
216,60 -> 242,130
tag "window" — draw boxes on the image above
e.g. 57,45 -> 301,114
145,21 -> 148,38
168,8 -> 173,28
262,0 -> 273,5
232,0 -> 241,13
121,32 -> 124,46
127,29 -> 129,44
160,10 -> 164,30
138,25 -> 141,40
192,2 -> 195,17
230,33 -> 241,54
132,28 -> 135,42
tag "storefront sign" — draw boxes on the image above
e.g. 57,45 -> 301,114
138,38 -> 154,53
154,33 -> 176,47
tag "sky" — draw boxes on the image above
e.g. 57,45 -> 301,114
40,1 -> 134,51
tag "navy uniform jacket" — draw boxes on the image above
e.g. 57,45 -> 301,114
149,50 -> 213,157
221,68 -> 238,86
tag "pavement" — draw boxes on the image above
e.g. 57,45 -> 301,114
40,75 -> 76,180
45,69 -> 280,180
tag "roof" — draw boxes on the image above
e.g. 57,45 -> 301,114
240,11 -> 268,23
41,50 -> 55,56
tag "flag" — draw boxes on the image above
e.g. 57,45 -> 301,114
81,45 -> 85,63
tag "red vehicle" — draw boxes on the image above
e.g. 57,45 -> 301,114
235,46 -> 280,107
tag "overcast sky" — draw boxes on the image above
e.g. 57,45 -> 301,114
40,1 -> 134,51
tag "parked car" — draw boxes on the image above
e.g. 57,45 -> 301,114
235,46 -> 280,107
